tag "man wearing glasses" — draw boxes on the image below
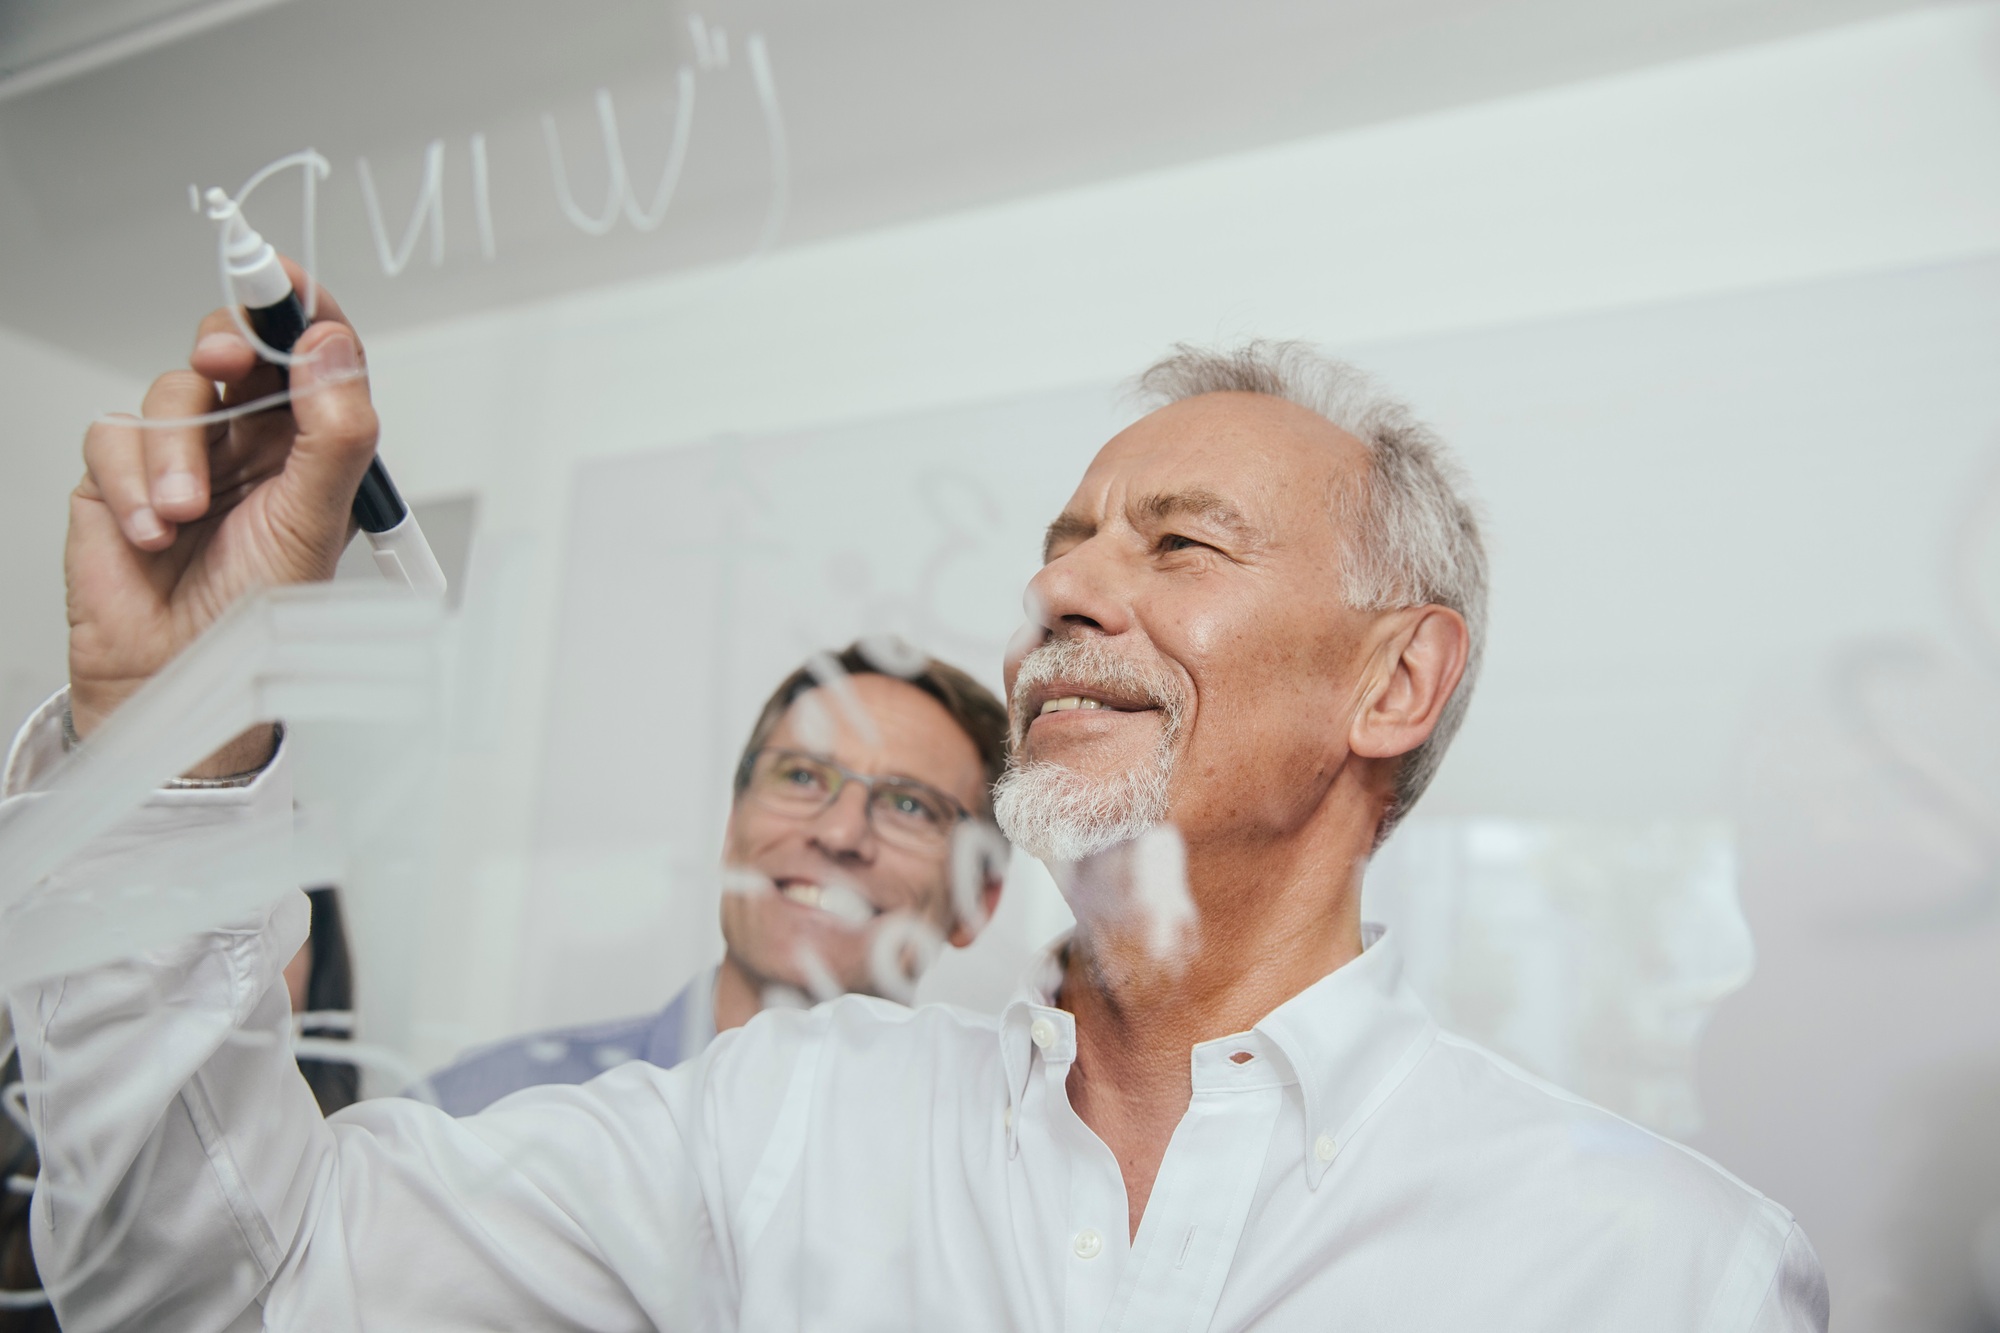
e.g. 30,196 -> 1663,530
425,644 -> 1010,1115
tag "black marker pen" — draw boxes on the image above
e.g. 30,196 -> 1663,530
208,189 -> 447,598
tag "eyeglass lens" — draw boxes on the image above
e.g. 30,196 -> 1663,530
751,751 -> 957,848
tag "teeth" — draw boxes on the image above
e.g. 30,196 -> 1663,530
777,881 -> 874,925
1038,696 -> 1105,715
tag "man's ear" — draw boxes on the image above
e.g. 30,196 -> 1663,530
1350,605 -> 1469,762
947,873 -> 1005,949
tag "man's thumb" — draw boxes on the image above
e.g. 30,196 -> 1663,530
277,326 -> 380,552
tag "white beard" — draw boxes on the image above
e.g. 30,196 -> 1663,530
992,736 -> 1175,864
996,635 -> 1187,864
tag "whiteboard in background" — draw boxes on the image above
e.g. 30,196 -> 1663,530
523,385 -> 1125,1030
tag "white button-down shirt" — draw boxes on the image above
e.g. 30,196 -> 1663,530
4,696 -> 1827,1331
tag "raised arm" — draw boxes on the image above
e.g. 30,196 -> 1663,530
4,281 -> 721,1329
63,264 -> 375,773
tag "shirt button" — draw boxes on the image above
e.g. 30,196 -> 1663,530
1030,1018 -> 1057,1049
1073,1229 -> 1103,1260
1315,1133 -> 1337,1163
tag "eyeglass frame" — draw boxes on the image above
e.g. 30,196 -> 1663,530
734,746 -> 974,849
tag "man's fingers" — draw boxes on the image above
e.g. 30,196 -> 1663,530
82,418 -> 173,550
190,307 -> 284,405
137,370 -> 222,524
266,321 -> 379,557
276,256 -> 355,331
191,258 -> 357,397
189,310 -> 260,384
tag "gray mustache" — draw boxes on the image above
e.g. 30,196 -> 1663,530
1009,639 -> 1186,750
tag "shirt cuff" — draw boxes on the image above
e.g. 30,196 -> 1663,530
2,687 -> 287,803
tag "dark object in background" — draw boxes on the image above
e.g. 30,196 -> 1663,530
298,886 -> 360,1116
0,1053 -> 58,1333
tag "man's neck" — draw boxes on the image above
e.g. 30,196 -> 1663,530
1057,825 -> 1371,1238
713,954 -> 763,1033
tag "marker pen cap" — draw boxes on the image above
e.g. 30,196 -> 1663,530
207,189 -> 292,309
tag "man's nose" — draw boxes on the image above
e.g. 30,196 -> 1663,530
1025,536 -> 1134,641
808,781 -> 876,859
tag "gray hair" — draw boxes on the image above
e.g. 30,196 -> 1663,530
1135,340 -> 1487,839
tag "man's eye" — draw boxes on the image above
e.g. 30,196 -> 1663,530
1160,533 -> 1202,553
881,790 -> 947,827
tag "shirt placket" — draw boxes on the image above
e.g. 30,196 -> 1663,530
1024,1005 -> 1131,1333
1099,1034 -> 1287,1333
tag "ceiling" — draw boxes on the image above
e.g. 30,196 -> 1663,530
0,0 -> 1937,376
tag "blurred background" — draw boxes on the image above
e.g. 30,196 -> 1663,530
2,2 -> 1998,1328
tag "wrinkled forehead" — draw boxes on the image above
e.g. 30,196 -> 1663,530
1068,392 -> 1369,537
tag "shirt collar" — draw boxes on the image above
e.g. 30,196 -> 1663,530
998,943 -> 1069,1156
1253,924 -> 1435,1188
998,923 -> 1435,1187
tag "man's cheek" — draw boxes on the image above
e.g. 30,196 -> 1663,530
731,817 -> 796,868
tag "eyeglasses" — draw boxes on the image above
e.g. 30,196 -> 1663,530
742,748 -> 970,853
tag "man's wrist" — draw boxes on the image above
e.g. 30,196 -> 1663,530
179,723 -> 281,782
65,684 -> 127,744
61,693 -> 281,786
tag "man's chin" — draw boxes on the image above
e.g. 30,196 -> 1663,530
736,947 -> 868,1002
1010,754 -> 1135,789
1019,716 -> 1164,760
727,900 -> 867,975
992,758 -> 1171,865
1013,731 -> 1166,780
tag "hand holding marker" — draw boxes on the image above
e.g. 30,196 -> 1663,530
207,189 -> 447,597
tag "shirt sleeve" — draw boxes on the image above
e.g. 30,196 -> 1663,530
3,696 -> 734,1332
1744,1220 -> 1830,1333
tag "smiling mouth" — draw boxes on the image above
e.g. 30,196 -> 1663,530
1039,696 -> 1114,715
1031,693 -> 1155,720
774,878 -> 877,925
1012,654 -> 1180,748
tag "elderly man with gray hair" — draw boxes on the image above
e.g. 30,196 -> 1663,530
9,279 -> 1825,1331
